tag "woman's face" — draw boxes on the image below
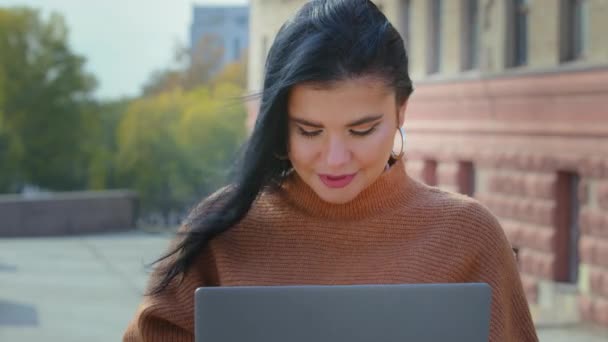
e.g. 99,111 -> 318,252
287,77 -> 407,204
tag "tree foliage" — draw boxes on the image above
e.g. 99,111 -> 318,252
115,84 -> 246,224
120,34 -> 248,224
140,33 -> 246,97
0,7 -> 249,227
0,7 -> 97,191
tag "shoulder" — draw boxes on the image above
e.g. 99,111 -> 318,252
239,188 -> 290,224
178,184 -> 236,233
409,180 -> 509,247
447,191 -> 513,259
405,178 -> 480,216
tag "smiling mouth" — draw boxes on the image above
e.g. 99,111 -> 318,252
318,173 -> 357,188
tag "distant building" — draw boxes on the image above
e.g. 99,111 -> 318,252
248,0 -> 608,328
190,4 -> 249,69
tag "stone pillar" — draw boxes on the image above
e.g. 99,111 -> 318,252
409,0 -> 431,79
479,0 -> 509,72
529,0 -> 561,68
588,0 -> 608,63
441,0 -> 465,74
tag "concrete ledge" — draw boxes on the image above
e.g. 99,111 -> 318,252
0,190 -> 138,237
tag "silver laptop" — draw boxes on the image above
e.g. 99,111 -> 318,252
195,283 -> 491,342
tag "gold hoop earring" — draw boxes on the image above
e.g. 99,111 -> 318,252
390,127 -> 406,160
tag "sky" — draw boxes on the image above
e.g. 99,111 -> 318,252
0,0 -> 249,100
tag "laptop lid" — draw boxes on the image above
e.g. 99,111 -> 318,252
195,283 -> 491,342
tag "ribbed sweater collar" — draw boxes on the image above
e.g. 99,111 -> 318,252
279,160 -> 414,221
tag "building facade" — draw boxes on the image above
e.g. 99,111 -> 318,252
247,0 -> 608,327
190,5 -> 250,69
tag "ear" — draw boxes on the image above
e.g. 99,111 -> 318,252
397,100 -> 408,128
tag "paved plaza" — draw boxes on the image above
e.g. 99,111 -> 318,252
1,231 -> 607,341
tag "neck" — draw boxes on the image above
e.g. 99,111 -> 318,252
278,160 -> 414,221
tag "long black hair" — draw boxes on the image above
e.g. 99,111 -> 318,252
149,0 -> 414,295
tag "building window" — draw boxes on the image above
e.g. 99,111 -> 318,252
561,0 -> 588,61
508,0 -> 529,67
400,0 -> 411,53
427,0 -> 442,74
234,38 -> 241,60
458,161 -> 475,197
555,172 -> 581,283
236,16 -> 248,27
463,0 -> 480,70
207,15 -> 225,26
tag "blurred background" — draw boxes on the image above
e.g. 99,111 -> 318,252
0,0 -> 607,341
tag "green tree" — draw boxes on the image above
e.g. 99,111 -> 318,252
140,68 -> 183,98
0,67 -> 13,192
116,90 -> 186,223
184,34 -> 225,90
86,98 -> 132,190
209,50 -> 248,90
115,83 -> 246,224
176,83 -> 246,199
141,34 -> 226,97
118,32 -> 248,224
0,7 -> 97,191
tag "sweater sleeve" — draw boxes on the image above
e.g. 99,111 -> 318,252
122,241 -> 217,342
465,201 -> 539,342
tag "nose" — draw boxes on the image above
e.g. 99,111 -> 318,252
325,136 -> 351,168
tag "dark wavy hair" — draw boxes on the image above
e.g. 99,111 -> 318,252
148,0 -> 414,295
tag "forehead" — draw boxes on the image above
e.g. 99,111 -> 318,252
287,78 -> 395,123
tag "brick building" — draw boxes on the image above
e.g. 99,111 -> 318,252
246,0 -> 608,327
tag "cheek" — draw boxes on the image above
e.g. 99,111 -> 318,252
288,134 -> 319,164
352,127 -> 393,160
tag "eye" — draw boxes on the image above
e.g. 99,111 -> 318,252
349,125 -> 378,137
297,127 -> 322,138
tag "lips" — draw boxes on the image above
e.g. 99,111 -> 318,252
318,173 -> 357,189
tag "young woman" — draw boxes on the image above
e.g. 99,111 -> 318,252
123,1 -> 538,341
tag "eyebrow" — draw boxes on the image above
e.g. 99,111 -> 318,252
290,114 -> 384,128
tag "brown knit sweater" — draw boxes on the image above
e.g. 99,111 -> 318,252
123,160 -> 538,341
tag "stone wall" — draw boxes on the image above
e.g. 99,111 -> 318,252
0,190 -> 138,237
405,67 -> 608,326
